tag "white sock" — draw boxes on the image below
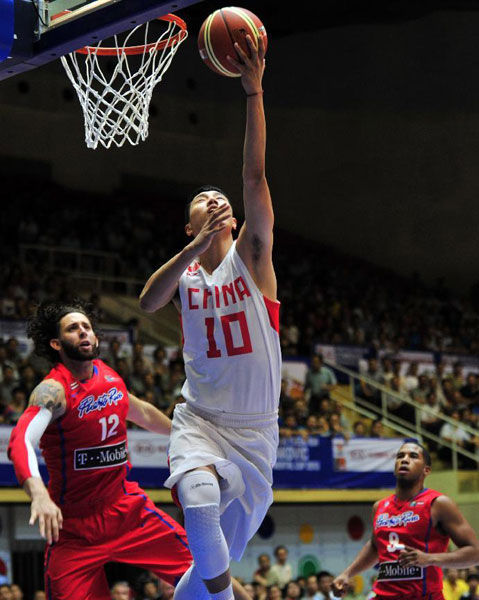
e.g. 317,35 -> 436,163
210,583 -> 234,600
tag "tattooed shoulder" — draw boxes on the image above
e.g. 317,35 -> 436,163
29,380 -> 66,415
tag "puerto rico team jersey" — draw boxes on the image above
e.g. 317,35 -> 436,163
178,241 -> 281,422
40,360 -> 130,510
373,488 -> 449,598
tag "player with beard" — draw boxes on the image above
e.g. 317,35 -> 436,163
332,439 -> 479,600
6,299 -> 193,600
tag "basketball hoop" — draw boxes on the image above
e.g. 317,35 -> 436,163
60,14 -> 187,149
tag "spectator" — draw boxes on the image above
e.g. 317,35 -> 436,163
329,413 -> 349,439
385,376 -> 415,424
444,569 -> 469,600
3,387 -> 27,424
269,545 -> 293,590
267,585 -> 283,600
285,581 -> 302,600
10,585 -> 22,600
452,363 -> 465,391
244,583 -> 256,599
254,553 -> 274,588
370,418 -> 384,437
33,592 -> 46,600
305,414 -> 320,436
254,582 -> 268,600
330,401 -> 351,433
460,374 -> 479,409
152,345 -> 170,391
419,391 -> 443,440
0,366 -> 19,405
411,374 -> 431,404
302,574 -> 322,600
111,581 -> 131,600
293,399 -> 310,427
304,354 -> 337,413
316,416 -> 331,437
279,379 -> 295,417
0,586 -> 12,600
460,573 -> 479,600
317,571 -> 334,600
129,358 -> 148,397
438,410 -> 471,465
403,362 -> 419,393
130,342 -> 153,374
352,420 -> 367,438
282,414 -> 304,439
142,579 -> 161,600
19,364 -> 38,396
104,338 -> 124,368
5,338 -> 22,369
356,358 -> 382,407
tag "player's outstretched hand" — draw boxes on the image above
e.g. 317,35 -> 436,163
398,546 -> 431,567
30,493 -> 63,545
331,573 -> 349,598
226,34 -> 265,96
190,203 -> 232,255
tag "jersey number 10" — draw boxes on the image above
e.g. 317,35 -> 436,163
205,311 -> 253,358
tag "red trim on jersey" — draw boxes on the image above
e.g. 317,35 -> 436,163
263,295 -> 280,333
8,405 -> 42,485
179,314 -> 184,347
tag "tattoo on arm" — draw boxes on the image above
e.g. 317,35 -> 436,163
29,382 -> 64,414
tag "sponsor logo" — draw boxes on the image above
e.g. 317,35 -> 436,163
74,440 -> 128,470
377,561 -> 423,581
104,375 -> 118,382
70,382 -> 79,390
376,510 -> 420,528
77,387 -> 124,418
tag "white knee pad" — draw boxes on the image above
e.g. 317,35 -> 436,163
177,470 -> 230,581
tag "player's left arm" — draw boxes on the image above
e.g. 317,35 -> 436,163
399,495 -> 479,568
126,393 -> 171,435
228,35 -> 277,302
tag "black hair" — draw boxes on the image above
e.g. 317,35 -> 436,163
27,299 -> 98,364
401,438 -> 432,466
185,185 -> 228,224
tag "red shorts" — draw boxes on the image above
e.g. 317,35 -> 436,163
44,481 -> 191,600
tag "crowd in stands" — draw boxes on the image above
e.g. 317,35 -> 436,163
1,334 -> 478,467
2,179 -> 479,357
4,547 -> 479,600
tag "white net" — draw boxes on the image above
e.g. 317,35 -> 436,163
61,16 -> 187,149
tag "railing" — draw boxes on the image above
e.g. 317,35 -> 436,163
326,359 -> 479,470
19,244 -> 144,295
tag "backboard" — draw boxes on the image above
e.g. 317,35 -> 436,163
0,0 -> 202,80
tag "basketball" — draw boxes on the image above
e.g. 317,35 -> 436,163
198,6 -> 267,77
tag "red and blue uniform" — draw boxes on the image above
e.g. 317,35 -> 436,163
373,488 -> 449,600
10,359 -> 191,600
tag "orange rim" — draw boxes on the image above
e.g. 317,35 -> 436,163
76,13 -> 187,55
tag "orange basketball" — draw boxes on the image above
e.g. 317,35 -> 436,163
198,6 -> 267,77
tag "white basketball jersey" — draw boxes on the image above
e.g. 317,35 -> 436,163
178,241 -> 281,423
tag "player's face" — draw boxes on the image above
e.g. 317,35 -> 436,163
186,190 -> 236,236
394,443 -> 430,482
53,312 -> 99,362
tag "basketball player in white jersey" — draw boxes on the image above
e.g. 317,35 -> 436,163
139,35 -> 280,600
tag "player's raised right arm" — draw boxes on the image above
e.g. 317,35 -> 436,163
7,379 -> 66,544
